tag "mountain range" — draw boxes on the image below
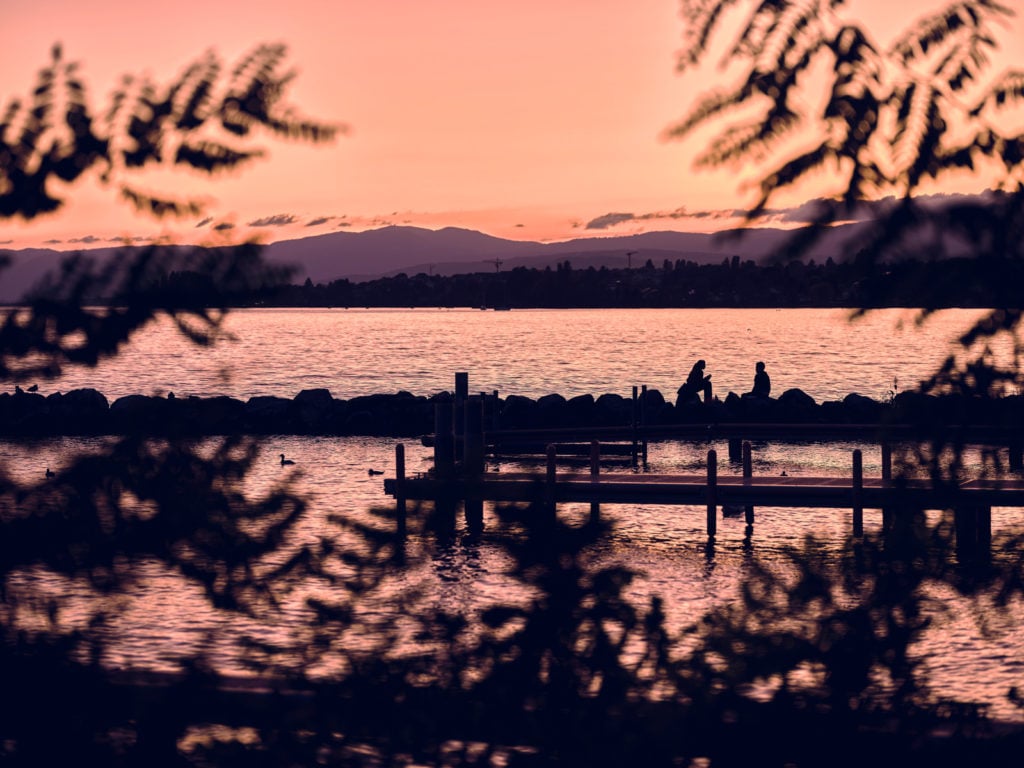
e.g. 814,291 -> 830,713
0,224 -> 861,302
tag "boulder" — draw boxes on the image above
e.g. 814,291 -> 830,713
842,392 -> 883,423
776,388 -> 818,422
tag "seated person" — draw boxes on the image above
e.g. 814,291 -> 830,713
748,361 -> 771,398
677,359 -> 713,405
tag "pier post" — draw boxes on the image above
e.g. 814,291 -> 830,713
545,444 -> 557,519
742,441 -> 754,528
729,437 -> 742,463
492,390 -> 501,432
640,385 -> 649,467
631,386 -> 639,468
395,443 -> 407,537
1010,441 -> 1023,473
464,395 -> 485,531
852,449 -> 863,537
454,372 -> 468,461
978,506 -> 992,550
706,449 -> 718,538
954,506 -> 978,558
590,440 -> 601,524
881,442 -> 893,531
434,400 -> 455,478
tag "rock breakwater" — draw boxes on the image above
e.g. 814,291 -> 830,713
2,386 -> 1021,437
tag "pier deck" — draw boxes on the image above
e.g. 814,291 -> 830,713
385,471 -> 1024,510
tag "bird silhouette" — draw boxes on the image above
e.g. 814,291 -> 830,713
45,467 -> 54,478
280,454 -> 296,466
27,384 -> 39,392
368,468 -> 384,476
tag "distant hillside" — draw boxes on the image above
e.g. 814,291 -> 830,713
0,224 -> 861,302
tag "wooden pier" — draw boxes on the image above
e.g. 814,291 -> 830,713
385,442 -> 1024,542
387,373 -> 1024,544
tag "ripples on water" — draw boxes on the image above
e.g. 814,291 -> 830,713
5,432 -> 1022,721
5,308 -> 1021,719
36,307 -> 996,402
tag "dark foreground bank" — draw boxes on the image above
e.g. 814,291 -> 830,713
2,385 -> 1023,437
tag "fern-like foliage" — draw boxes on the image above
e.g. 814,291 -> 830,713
0,43 -> 344,221
674,0 -> 1024,485
671,0 -> 1022,236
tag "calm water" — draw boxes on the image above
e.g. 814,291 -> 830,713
7,308 -> 1023,720
34,307 -> 994,403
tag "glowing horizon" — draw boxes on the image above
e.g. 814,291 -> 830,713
2,0 -> 1021,250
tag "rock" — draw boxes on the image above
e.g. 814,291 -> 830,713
776,388 -> 818,422
843,392 -> 883,423
565,394 -> 595,427
594,393 -> 630,426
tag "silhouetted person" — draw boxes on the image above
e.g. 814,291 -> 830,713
749,361 -> 771,398
677,359 -> 712,405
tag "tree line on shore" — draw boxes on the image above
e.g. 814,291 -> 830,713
150,254 -> 1024,309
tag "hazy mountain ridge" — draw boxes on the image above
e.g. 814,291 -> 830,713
0,224 -> 856,301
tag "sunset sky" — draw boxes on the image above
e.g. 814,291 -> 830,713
2,0 -> 1022,250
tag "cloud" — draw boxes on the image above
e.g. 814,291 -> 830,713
68,235 -> 102,244
514,223 -> 525,228
214,222 -> 235,231
195,216 -> 213,228
336,221 -> 352,228
44,238 -> 63,244
106,236 -> 149,244
306,216 -> 334,227
585,212 -> 636,230
585,206 -> 748,230
0,239 -> 13,245
248,213 -> 298,227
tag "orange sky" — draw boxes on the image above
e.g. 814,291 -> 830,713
2,0 -> 1022,250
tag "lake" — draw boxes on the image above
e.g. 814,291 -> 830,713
5,307 -> 1022,720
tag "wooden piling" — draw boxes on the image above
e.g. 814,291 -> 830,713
729,437 -> 742,462
742,441 -> 754,527
640,385 -> 649,466
978,506 -> 992,549
590,440 -> 601,524
631,386 -> 639,467
706,449 -> 718,538
881,442 -> 892,530
395,443 -> 407,537
546,444 -> 557,517
464,396 -> 485,530
454,372 -> 468,460
434,400 -> 455,478
852,449 -> 863,537
1010,441 -> 1023,473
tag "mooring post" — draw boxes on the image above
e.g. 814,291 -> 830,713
742,441 -> 754,527
640,384 -> 649,467
978,506 -> 992,550
955,506 -> 979,557
434,400 -> 455,478
590,440 -> 601,524
492,390 -> 501,431
706,449 -> 718,538
395,443 -> 407,537
1010,441 -> 1023,473
631,385 -> 639,468
464,395 -> 485,531
454,372 -> 468,461
728,437 -> 742,463
545,444 -> 557,518
852,449 -> 863,537
881,442 -> 893,530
